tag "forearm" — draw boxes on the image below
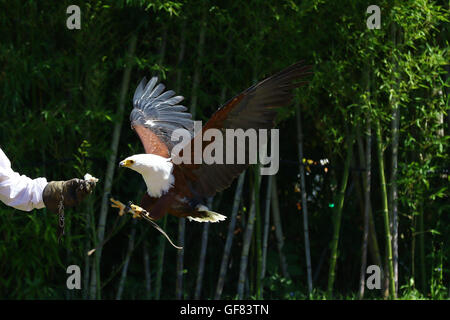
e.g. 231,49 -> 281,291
0,169 -> 48,211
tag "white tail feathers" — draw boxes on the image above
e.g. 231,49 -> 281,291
187,205 -> 227,223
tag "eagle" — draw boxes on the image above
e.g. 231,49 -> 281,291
111,61 -> 311,226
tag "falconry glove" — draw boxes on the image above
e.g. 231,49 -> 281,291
43,178 -> 95,214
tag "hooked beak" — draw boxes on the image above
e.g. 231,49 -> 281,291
119,159 -> 133,168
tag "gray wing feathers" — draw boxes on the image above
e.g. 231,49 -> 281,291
131,77 -> 194,151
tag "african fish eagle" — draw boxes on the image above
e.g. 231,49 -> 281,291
116,61 -> 311,223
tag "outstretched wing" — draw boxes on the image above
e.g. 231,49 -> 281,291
179,61 -> 312,197
130,77 -> 194,158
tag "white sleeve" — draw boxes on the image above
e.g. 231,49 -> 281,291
0,147 -> 48,211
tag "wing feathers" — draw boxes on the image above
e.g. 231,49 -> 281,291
133,78 -> 147,105
136,77 -> 158,106
131,77 -> 194,156
180,61 -> 312,197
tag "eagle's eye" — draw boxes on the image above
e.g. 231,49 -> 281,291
129,160 -> 135,164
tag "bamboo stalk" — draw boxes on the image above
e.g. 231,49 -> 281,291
418,201 -> 426,293
157,25 -> 168,75
176,6 -> 207,299
295,99 -> 313,295
250,221 -> 256,295
215,172 -> 245,299
411,210 -> 416,289
383,239 -> 390,298
327,132 -> 354,298
89,34 -> 137,299
261,175 -> 273,279
375,118 -> 396,299
175,218 -> 186,300
65,217 -> 72,300
358,113 -> 371,299
173,18 -> 189,301
388,22 -> 400,296
189,6 -> 206,120
255,168 -> 262,299
237,167 -> 260,299
159,19 -> 185,302
357,132 -> 382,269
175,19 -> 187,91
194,85 -> 227,299
194,197 -> 213,299
313,247 -> 327,284
368,204 -> 382,268
143,239 -> 151,299
154,215 -> 167,300
358,65 -> 372,299
389,102 -> 400,296
271,177 -> 290,280
115,219 -> 137,300
83,198 -> 93,300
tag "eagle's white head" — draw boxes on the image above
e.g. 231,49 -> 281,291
119,154 -> 174,197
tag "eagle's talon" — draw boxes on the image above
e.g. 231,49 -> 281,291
131,210 -> 141,219
110,198 -> 148,219
130,204 -> 145,219
110,198 -> 127,216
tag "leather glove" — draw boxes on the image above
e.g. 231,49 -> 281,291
43,178 -> 95,213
